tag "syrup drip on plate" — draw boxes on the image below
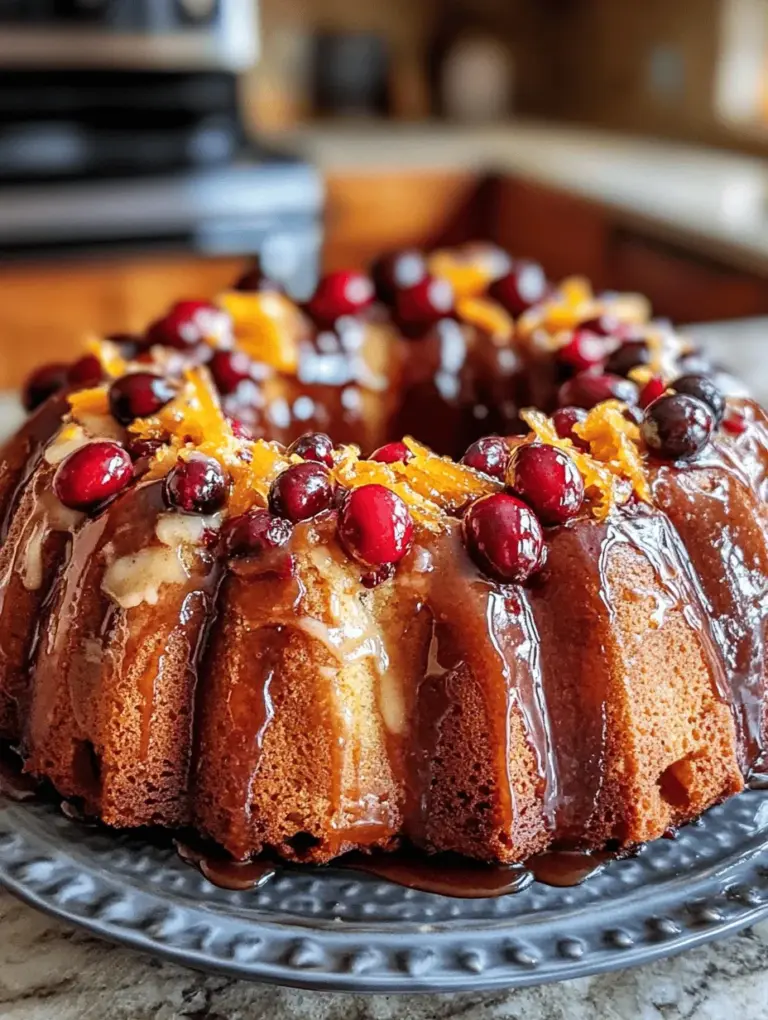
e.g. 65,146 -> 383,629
175,842 -> 278,891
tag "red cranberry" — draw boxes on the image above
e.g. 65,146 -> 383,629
460,436 -> 510,480
307,271 -> 375,326
370,441 -> 412,465
108,372 -> 177,425
723,406 -> 748,435
558,371 -> 638,410
268,462 -> 335,522
145,300 -> 223,349
227,416 -> 254,440
209,350 -> 254,395
488,262 -> 548,316
371,250 -> 426,303
462,492 -> 545,584
578,313 -> 621,337
556,329 -> 608,374
605,339 -> 651,378
54,441 -> 133,510
222,507 -> 293,558
287,431 -> 334,467
639,376 -> 667,408
126,437 -> 164,462
338,484 -> 414,567
164,453 -> 228,513
67,354 -> 103,388
552,406 -> 589,450
507,443 -> 584,525
23,363 -> 69,412
641,394 -> 714,461
672,374 -> 725,425
395,276 -> 454,331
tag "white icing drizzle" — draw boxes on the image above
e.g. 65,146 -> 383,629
76,411 -> 124,442
102,547 -> 188,610
155,512 -> 222,548
20,495 -> 84,592
43,425 -> 89,466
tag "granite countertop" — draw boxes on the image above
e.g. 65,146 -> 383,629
270,121 -> 768,277
1,321 -> 768,1018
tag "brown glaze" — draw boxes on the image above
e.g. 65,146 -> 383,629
176,842 -> 278,891
344,851 -> 533,898
0,743 -> 36,801
526,849 -> 611,887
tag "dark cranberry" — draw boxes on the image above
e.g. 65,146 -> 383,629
552,406 -> 589,450
108,372 -> 177,425
639,375 -> 667,408
641,394 -> 714,461
268,462 -> 335,522
209,349 -> 253,395
370,441 -> 412,465
578,313 -> 621,337
307,271 -> 375,326
395,276 -> 454,330
23,363 -> 69,412
106,332 -> 142,359
672,374 -> 725,425
233,259 -> 282,293
145,300 -> 223,349
462,492 -> 545,584
556,329 -> 608,374
605,340 -> 651,378
164,453 -> 228,513
488,262 -> 548,316
222,507 -> 293,558
67,354 -> 103,388
678,349 -> 714,376
126,437 -> 164,462
338,484 -> 414,567
460,436 -> 510,480
507,443 -> 584,525
558,371 -> 638,410
287,431 -> 334,467
53,441 -> 133,510
371,250 -> 426,303
227,416 -> 254,440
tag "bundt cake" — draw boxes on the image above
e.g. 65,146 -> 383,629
1,245 -> 766,869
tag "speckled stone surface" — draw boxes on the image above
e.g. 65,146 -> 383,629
1,889 -> 767,1019
1,322 -> 768,1018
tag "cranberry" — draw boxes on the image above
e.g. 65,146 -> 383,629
507,444 -> 584,525
53,441 -> 133,510
233,259 -> 282,293
395,276 -> 454,331
268,462 -> 334,522
338,484 -> 414,567
370,441 -> 412,465
641,394 -> 714,461
488,262 -> 548,316
209,350 -> 253,395
227,416 -> 254,440
558,371 -> 638,410
126,437 -> 164,462
672,374 -> 725,425
371,250 -> 426,303
578,313 -> 621,337
22,363 -> 69,412
552,406 -> 589,450
106,332 -> 142,359
723,407 -> 748,435
462,492 -> 545,584
605,340 -> 651,378
145,300 -> 224,349
460,436 -> 510,480
222,507 -> 293,558
639,376 -> 667,408
67,354 -> 103,388
306,271 -> 375,326
164,453 -> 228,513
556,329 -> 608,374
108,372 -> 177,425
287,431 -> 334,467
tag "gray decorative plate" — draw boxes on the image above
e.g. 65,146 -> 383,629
1,792 -> 768,992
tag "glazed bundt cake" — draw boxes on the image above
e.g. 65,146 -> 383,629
1,245 -> 766,867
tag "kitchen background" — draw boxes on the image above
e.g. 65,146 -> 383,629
2,0 -> 768,391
